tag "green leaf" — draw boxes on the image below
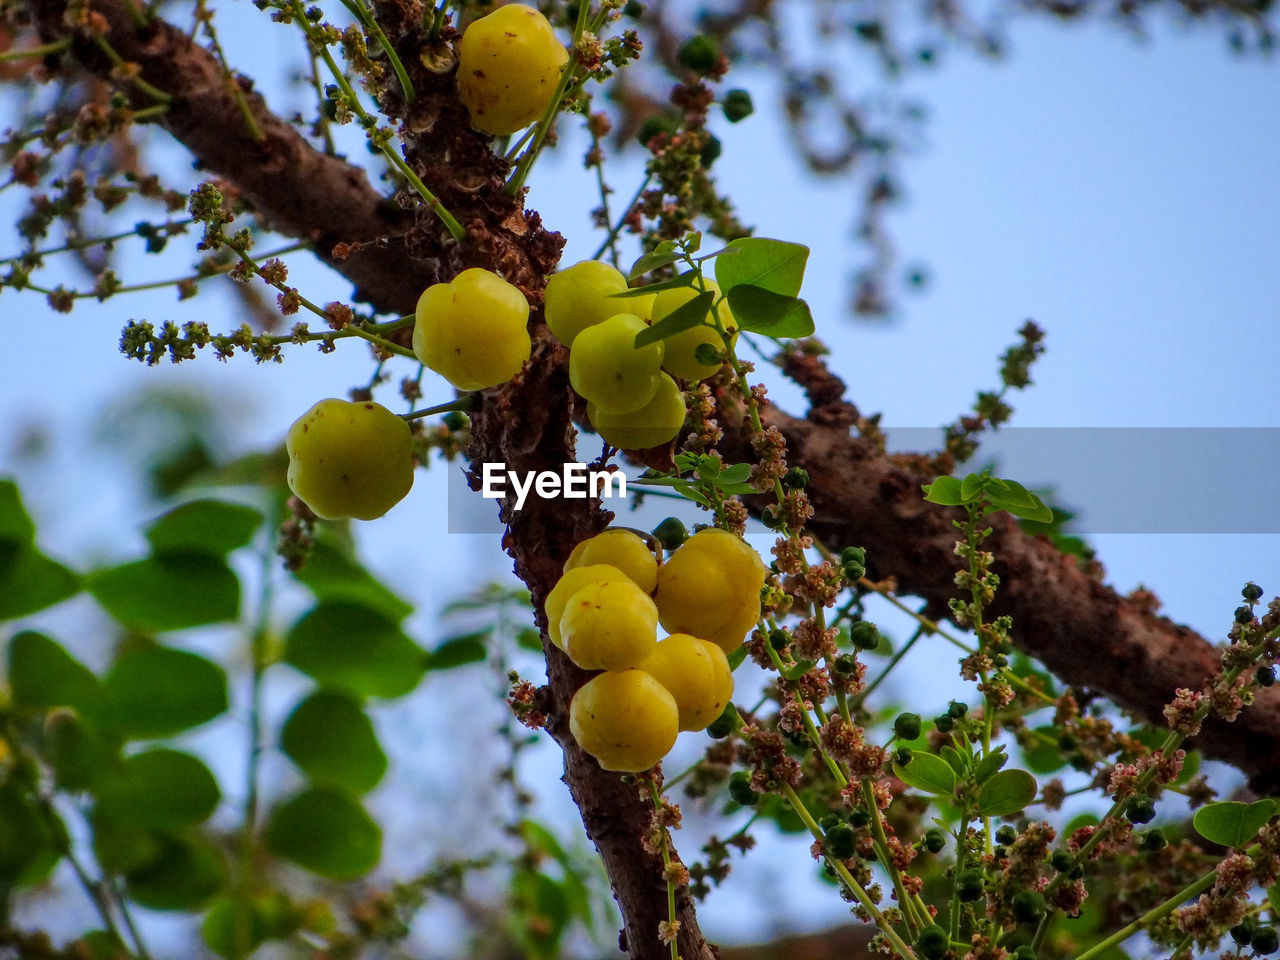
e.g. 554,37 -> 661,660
892,751 -> 957,797
0,478 -> 35,542
1268,880 -> 1280,915
960,472 -> 986,501
609,273 -> 697,297
291,540 -> 412,622
44,709 -> 112,791
123,833 -> 225,911
940,745 -> 966,776
713,237 -> 810,297
201,892 -> 297,959
634,290 -> 715,349
629,247 -> 682,281
285,602 -> 426,700
427,632 -> 489,671
7,631 -> 104,715
976,768 -> 1038,817
89,554 -> 239,632
144,499 -> 264,557
986,478 -> 1055,523
0,776 -> 59,883
1192,799 -> 1277,848
781,659 -> 816,681
726,645 -> 748,670
510,869 -> 570,960
922,476 -> 965,506
91,811 -> 166,874
517,627 -> 544,652
0,541 -> 80,620
95,749 -> 221,829
973,747 -> 1009,783
718,463 -> 752,485
103,644 -> 228,739
1022,725 -> 1069,774
724,285 -> 815,338
265,787 -> 381,880
280,691 -> 387,794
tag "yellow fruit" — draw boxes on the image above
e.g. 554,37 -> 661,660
568,313 -> 665,414
544,563 -> 626,651
560,578 -> 659,671
285,399 -> 414,521
565,529 -> 659,594
413,268 -> 531,391
654,528 -> 766,651
457,4 -> 568,136
545,260 -> 655,348
639,634 -> 734,732
650,278 -> 739,381
587,373 -> 686,452
569,670 -> 679,772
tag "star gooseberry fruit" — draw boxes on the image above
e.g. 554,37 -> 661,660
456,4 -> 568,136
569,669 -> 679,772
655,528 -> 766,651
650,277 -> 738,382
545,260 -> 655,348
413,268 -> 531,391
544,563 -> 628,652
587,372 -> 686,452
568,313 -> 665,414
560,578 -> 660,671
564,529 -> 659,594
286,399 -> 414,521
639,633 -> 734,732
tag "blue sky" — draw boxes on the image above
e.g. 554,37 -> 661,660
2,5 -> 1278,951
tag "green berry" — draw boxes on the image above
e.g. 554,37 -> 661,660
1125,796 -> 1156,824
722,88 -> 754,123
955,868 -> 984,901
442,410 -> 469,431
623,0 -> 644,17
934,714 -> 954,733
824,823 -> 856,860
1137,829 -> 1167,852
1242,581 -> 1264,602
923,828 -> 946,853
1013,947 -> 1036,960
893,712 -> 921,741
1050,850 -> 1073,873
705,704 -> 738,739
849,809 -> 870,828
894,747 -> 913,765
995,825 -> 1017,845
840,546 -> 866,567
782,467 -> 809,491
1253,927 -> 1279,955
947,700 -> 968,718
699,134 -> 722,167
849,621 -> 879,650
833,653 -> 858,675
677,35 -> 720,73
1235,605 -> 1254,625
636,114 -> 677,148
1258,665 -> 1276,687
768,628 -> 789,651
1231,919 -> 1257,945
1011,890 -> 1045,923
916,925 -> 950,960
693,341 -> 722,366
652,516 -> 688,552
728,771 -> 759,806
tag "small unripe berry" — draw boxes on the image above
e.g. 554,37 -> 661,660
782,467 -> 809,491
840,546 -> 867,567
893,712 -> 921,741
1125,796 -> 1156,824
769,629 -> 790,651
833,654 -> 859,675
1231,921 -> 1256,945
1253,926 -> 1280,955
728,771 -> 759,806
623,0 -> 644,17
923,828 -> 946,853
934,714 -> 954,733
722,88 -> 754,123
995,825 -> 1017,845
824,823 -> 856,860
849,809 -> 870,828
1011,890 -> 1045,923
1137,829 -> 1167,852
955,868 -> 984,901
442,411 -> 469,431
693,342 -> 721,366
699,134 -> 722,167
1258,665 -> 1276,687
947,700 -> 968,718
849,621 -> 879,650
1050,850 -> 1073,873
916,925 -> 949,960
706,703 -> 739,739
1242,581 -> 1264,602
893,747 -> 913,765
636,114 -> 677,147
1013,947 -> 1036,960
652,516 -> 688,552
1235,605 -> 1254,625
677,35 -> 720,73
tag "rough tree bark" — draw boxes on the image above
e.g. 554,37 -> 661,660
24,2 -> 1280,957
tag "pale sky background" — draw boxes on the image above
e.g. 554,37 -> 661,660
1,5 -> 1278,954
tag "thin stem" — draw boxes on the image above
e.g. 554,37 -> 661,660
852,620 -> 927,709
591,172 -> 652,262
1072,867 -> 1217,960
91,36 -> 172,103
337,0 -> 416,103
199,12 -> 265,141
647,784 -> 680,960
0,38 -> 72,61
427,0 -> 450,39
400,396 -> 476,420
0,218 -> 193,267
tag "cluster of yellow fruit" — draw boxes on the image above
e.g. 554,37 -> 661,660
552,527 -> 766,772
544,260 -> 738,450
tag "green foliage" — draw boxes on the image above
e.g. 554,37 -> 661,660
923,471 -> 1054,523
7,631 -> 104,715
266,787 -> 382,879
0,478 -> 81,619
892,751 -> 957,796
293,538 -> 413,621
143,498 -> 263,556
975,769 -> 1037,817
1192,799 -> 1277,848
89,554 -> 240,632
280,690 -> 388,793
284,601 -> 426,698
102,644 -> 229,739
120,834 -> 225,911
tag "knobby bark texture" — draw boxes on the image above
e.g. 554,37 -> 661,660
24,0 -> 1280,956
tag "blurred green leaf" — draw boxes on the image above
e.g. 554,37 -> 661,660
509,869 -> 570,960
285,603 -> 425,699
266,787 -> 381,880
103,644 -> 228,739
0,541 -> 80,620
1022,725 -> 1069,774
44,709 -> 113,791
714,237 -> 809,297
1193,799 -> 1276,848
281,690 -> 387,794
7,631 -> 104,715
292,540 -> 412,622
201,892 -> 298,959
0,478 -> 35,541
975,768 -> 1037,816
144,499 -> 263,557
123,833 -> 225,911
427,632 -> 489,671
89,554 -> 239,632
95,749 -> 221,829
91,812 -> 165,874
0,776 -> 60,884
